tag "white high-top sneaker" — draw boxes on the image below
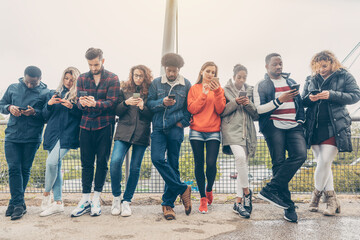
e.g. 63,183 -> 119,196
121,201 -> 132,217
111,196 -> 121,216
41,194 -> 52,211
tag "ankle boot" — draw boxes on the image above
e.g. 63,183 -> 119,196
323,190 -> 341,216
309,189 -> 322,212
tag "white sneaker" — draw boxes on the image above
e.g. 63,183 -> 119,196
40,202 -> 64,217
71,200 -> 91,217
121,201 -> 132,217
90,199 -> 101,217
41,194 -> 52,211
111,197 -> 121,216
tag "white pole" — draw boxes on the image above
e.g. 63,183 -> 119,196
160,0 -> 178,74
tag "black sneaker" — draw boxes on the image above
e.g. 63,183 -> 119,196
233,202 -> 250,218
5,205 -> 14,217
11,205 -> 26,221
258,187 -> 290,209
284,206 -> 298,223
243,190 -> 253,214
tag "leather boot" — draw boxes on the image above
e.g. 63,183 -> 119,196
309,189 -> 322,212
323,190 -> 341,216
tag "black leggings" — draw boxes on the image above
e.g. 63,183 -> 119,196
190,140 -> 220,198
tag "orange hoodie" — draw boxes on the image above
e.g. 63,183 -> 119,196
187,83 -> 226,132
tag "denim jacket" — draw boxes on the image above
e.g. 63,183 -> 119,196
147,75 -> 192,130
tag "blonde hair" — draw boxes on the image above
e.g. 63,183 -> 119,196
56,67 -> 80,103
310,50 -> 344,76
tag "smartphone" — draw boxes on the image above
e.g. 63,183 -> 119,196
54,91 -> 61,99
79,91 -> 88,97
290,84 -> 300,91
168,94 -> 176,100
18,107 -> 28,111
133,93 -> 140,99
211,77 -> 219,84
311,90 -> 321,95
239,91 -> 247,97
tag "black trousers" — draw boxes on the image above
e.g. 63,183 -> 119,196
80,124 -> 113,193
262,121 -> 307,207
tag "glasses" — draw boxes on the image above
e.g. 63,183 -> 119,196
134,74 -> 144,79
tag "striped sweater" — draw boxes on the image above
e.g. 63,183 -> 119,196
269,78 -> 298,129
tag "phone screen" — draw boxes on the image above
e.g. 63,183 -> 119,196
79,91 -> 88,97
212,77 -> 219,83
239,91 -> 247,97
290,84 -> 300,91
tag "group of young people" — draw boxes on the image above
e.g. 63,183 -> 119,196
1,48 -> 359,223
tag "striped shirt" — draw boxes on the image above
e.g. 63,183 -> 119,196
76,68 -> 120,130
270,78 -> 298,129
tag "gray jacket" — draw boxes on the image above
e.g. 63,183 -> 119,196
221,79 -> 258,157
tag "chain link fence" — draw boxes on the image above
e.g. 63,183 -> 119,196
1,124 -> 360,194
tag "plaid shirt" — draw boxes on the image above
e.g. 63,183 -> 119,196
77,68 -> 120,130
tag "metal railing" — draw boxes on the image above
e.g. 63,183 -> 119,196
1,122 -> 360,194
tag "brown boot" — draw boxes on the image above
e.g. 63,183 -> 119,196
180,185 -> 192,215
309,189 -> 322,212
323,191 -> 341,216
162,205 -> 175,220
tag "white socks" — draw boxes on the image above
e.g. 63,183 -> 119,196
81,193 -> 90,203
92,191 -> 101,203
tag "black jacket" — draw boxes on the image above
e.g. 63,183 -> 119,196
113,89 -> 152,146
302,69 -> 360,152
254,73 -> 305,133
43,89 -> 82,151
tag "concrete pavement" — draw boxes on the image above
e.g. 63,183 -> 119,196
1,198 -> 360,240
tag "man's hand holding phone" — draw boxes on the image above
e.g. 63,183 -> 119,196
278,88 -> 299,103
163,95 -> 176,106
20,106 -> 35,116
9,105 -> 21,117
79,91 -> 96,108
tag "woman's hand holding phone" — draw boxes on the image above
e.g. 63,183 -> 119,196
48,94 -> 62,105
136,98 -> 144,110
235,96 -> 249,106
209,77 -> 220,91
60,99 -> 73,109
125,97 -> 141,106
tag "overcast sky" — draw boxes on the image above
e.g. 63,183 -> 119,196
1,0 -> 360,93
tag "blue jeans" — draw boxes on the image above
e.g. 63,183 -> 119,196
5,141 -> 40,206
262,121 -> 307,207
44,140 -> 69,201
151,127 -> 188,208
110,140 -> 147,202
